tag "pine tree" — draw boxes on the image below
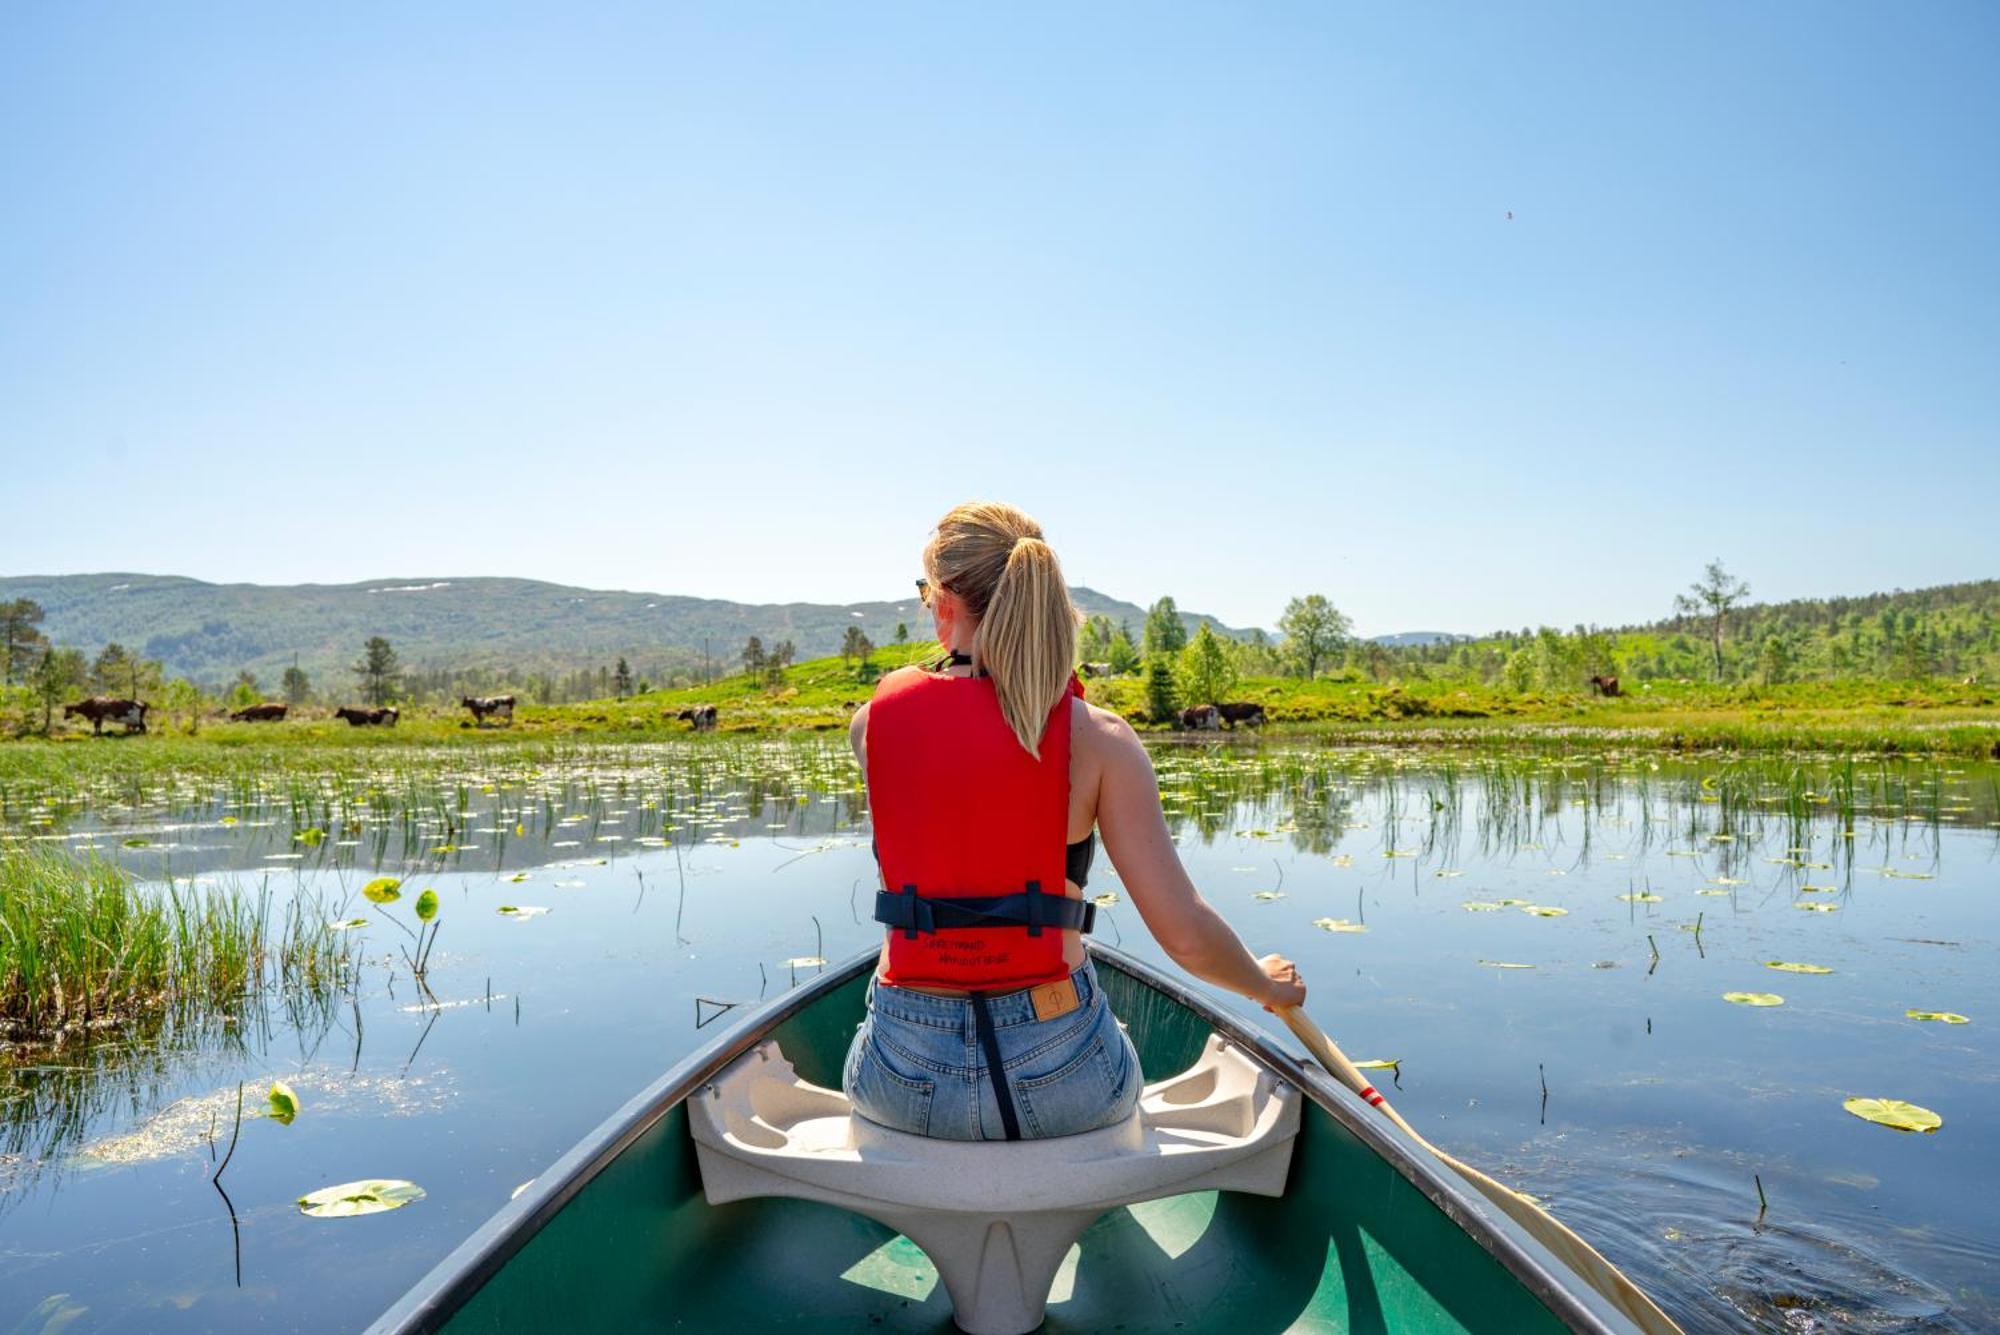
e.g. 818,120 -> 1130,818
352,636 -> 401,706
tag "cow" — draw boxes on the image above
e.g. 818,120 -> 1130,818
461,695 -> 517,726
840,700 -> 861,713
676,704 -> 718,732
62,696 -> 149,735
1588,675 -> 1621,698
1178,704 -> 1221,731
334,706 -> 399,727
229,703 -> 288,723
1079,662 -> 1115,679
1215,701 -> 1267,729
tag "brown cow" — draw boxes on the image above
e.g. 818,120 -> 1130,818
62,696 -> 149,735
334,706 -> 399,727
1214,701 -> 1267,729
676,704 -> 718,732
1588,675 -> 1621,698
229,702 -> 288,722
462,695 -> 516,725
1178,704 -> 1221,730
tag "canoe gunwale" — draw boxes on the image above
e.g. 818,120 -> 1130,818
370,943 -> 1638,1334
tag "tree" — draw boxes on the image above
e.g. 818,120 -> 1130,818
1,599 -> 47,685
894,622 -> 909,644
1143,656 -> 1181,724
1673,560 -> 1751,681
741,636 -> 766,676
1077,614 -> 1115,664
1107,629 -> 1142,676
92,642 -> 135,695
1143,598 -> 1188,657
1178,624 -> 1238,706
352,636 -> 402,705
227,671 -> 261,710
840,626 -> 868,663
282,663 -> 312,704
162,678 -> 203,734
1277,595 -> 1352,679
31,646 -> 86,733
612,656 -> 634,698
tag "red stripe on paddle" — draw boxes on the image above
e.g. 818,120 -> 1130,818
1358,1085 -> 1386,1108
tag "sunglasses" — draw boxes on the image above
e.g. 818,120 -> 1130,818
916,576 -> 935,608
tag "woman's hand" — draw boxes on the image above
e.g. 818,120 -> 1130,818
1256,954 -> 1306,1011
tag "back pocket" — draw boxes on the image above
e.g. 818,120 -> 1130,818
1012,1024 -> 1127,1139
846,1037 -> 936,1137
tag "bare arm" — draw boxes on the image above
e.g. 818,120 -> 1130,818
1090,709 -> 1305,1009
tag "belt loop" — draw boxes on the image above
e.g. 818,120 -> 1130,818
1024,879 -> 1042,937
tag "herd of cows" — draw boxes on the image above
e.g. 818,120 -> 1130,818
53,693 -> 723,735
48,672 -> 1623,740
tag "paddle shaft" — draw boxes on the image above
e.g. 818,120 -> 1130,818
1275,1006 -> 1682,1335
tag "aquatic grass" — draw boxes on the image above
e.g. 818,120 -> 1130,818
0,846 -> 353,1047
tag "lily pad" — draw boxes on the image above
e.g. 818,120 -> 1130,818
1618,893 -> 1663,903
1520,906 -> 1568,917
1723,992 -> 1784,1007
1794,902 -> 1840,913
781,956 -> 828,967
1460,901 -> 1505,912
267,1080 -> 300,1126
362,877 -> 402,905
415,889 -> 439,924
1251,890 -> 1286,902
1311,918 -> 1366,933
330,918 -> 369,931
1478,960 -> 1534,969
298,1179 -> 426,1218
496,905 -> 549,918
1841,1097 -> 1941,1133
1090,892 -> 1120,907
1352,1058 -> 1400,1071
1905,1010 -> 1969,1025
1765,961 -> 1833,975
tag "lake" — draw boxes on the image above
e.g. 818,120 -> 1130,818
0,739 -> 1994,1333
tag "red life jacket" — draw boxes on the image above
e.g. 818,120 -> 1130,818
867,665 -> 1079,991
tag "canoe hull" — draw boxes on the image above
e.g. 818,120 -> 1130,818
372,946 -> 1645,1334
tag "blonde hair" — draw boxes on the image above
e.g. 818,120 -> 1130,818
923,501 -> 1080,757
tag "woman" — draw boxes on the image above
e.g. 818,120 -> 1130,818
844,500 -> 1306,1142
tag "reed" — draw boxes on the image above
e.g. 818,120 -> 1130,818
0,846 -> 353,1047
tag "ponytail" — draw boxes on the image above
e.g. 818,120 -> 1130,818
923,501 -> 1080,757
976,537 -> 1077,757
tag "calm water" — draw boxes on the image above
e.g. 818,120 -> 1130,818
1,741 -> 1996,1333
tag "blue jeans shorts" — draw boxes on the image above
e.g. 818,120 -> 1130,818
842,960 -> 1142,1141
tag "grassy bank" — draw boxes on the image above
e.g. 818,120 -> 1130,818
6,640 -> 1999,757
0,847 -> 352,1052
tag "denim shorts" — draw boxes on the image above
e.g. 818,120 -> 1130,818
842,961 -> 1142,1141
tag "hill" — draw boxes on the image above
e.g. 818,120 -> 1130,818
0,572 -> 1259,689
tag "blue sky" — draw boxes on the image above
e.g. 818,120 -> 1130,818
3,3 -> 1994,635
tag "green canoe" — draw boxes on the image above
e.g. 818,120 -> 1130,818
370,945 -> 1668,1334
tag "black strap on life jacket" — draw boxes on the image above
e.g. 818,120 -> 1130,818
874,882 -> 1096,938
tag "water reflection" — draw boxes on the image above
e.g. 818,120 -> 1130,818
0,739 -> 1995,1331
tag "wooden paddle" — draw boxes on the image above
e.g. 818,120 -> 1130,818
1275,1006 -> 1682,1334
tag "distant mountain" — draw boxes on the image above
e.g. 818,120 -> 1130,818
0,573 -> 1260,688
1368,631 -> 1467,648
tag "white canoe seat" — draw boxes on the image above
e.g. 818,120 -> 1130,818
689,1033 -> 1300,1335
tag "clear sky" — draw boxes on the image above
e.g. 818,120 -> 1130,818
3,3 -> 1994,635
